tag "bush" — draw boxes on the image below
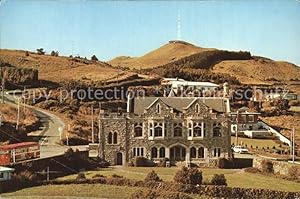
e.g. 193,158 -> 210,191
261,160 -> 274,173
145,170 -> 162,182
211,174 -> 227,186
92,174 -> 105,178
12,171 -> 38,188
174,167 -> 202,185
131,190 -> 193,199
217,158 -> 234,169
36,48 -> 45,55
91,55 -> 98,61
157,158 -> 168,167
76,172 -> 86,180
112,174 -> 123,178
131,157 -> 156,167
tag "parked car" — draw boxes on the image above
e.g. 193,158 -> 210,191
232,146 -> 249,153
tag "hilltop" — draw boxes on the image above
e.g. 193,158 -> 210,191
109,41 -> 300,85
109,40 -> 216,69
0,49 -> 134,84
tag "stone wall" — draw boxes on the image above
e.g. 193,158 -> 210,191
253,158 -> 300,175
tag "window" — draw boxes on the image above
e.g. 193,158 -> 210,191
134,123 -> 143,137
154,126 -> 163,137
151,147 -> 158,158
159,147 -> 165,158
149,123 -> 153,136
248,115 -> 254,122
113,132 -> 118,144
190,147 -> 196,158
213,148 -> 221,157
195,103 -> 200,113
188,122 -> 193,137
198,147 -> 204,158
0,172 -> 4,179
156,103 -> 161,113
213,123 -> 222,137
173,123 -> 183,137
193,126 -> 202,137
107,132 -> 113,144
132,147 -> 144,157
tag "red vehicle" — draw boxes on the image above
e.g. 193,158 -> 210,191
0,142 -> 40,166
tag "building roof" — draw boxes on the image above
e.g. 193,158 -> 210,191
0,166 -> 15,172
133,97 -> 226,115
0,142 -> 38,151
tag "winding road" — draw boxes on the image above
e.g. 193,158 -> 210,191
3,93 -> 88,159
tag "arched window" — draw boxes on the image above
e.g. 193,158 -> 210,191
107,132 -> 112,144
134,123 -> 143,137
198,147 -> 204,158
193,126 -> 202,137
154,126 -> 163,137
151,147 -> 158,158
156,103 -> 161,113
190,147 -> 196,158
195,103 -> 199,113
213,123 -> 222,137
159,147 -> 165,158
113,132 -> 118,144
173,123 -> 182,137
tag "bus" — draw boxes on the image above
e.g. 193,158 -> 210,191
0,142 -> 40,166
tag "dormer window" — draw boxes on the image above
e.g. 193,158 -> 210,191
195,103 -> 200,113
156,103 -> 161,113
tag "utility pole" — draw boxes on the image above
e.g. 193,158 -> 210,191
1,65 -> 4,104
235,111 -> 239,145
91,105 -> 94,143
16,98 -> 20,130
292,128 -> 295,163
47,166 -> 50,181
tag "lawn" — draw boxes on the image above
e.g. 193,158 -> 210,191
57,166 -> 300,192
0,184 -> 210,199
231,136 -> 283,149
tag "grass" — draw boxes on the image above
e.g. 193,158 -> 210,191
1,184 -> 210,199
57,166 -> 300,192
231,136 -> 283,149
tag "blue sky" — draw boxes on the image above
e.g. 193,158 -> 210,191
1,0 -> 300,66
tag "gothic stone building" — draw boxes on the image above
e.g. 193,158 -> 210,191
97,97 -> 231,166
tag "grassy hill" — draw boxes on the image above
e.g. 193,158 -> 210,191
0,49 -> 134,84
109,40 -> 300,85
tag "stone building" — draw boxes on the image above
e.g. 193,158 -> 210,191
96,97 -> 231,166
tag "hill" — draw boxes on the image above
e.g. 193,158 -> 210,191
109,41 -> 300,85
108,40 -> 216,69
0,49 -> 134,84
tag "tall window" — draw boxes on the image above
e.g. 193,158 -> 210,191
213,123 -> 222,137
213,148 -> 221,157
198,147 -> 204,158
154,122 -> 163,137
173,123 -> 183,137
132,147 -> 144,157
195,103 -> 200,113
193,126 -> 202,137
113,132 -> 118,144
159,147 -> 165,158
156,103 -> 161,113
190,147 -> 196,158
107,132 -> 112,144
134,123 -> 143,137
151,147 -> 158,158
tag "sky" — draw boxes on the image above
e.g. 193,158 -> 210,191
1,0 -> 300,66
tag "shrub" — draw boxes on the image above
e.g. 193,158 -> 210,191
12,171 -> 38,188
91,55 -> 98,61
261,160 -> 274,173
76,172 -> 86,180
112,174 -> 123,178
174,167 -> 202,185
131,190 -> 159,199
25,51 -> 29,56
36,48 -> 45,55
210,174 -> 227,186
145,170 -> 162,182
132,157 -> 156,167
157,158 -> 168,167
131,190 -> 193,199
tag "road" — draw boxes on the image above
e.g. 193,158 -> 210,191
3,93 -> 88,159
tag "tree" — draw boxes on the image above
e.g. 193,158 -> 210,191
36,48 -> 45,55
211,174 -> 227,186
25,51 -> 29,56
144,170 -> 162,182
51,50 -> 59,56
174,166 -> 202,185
91,55 -> 98,61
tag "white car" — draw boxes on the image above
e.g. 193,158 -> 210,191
232,146 -> 249,154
